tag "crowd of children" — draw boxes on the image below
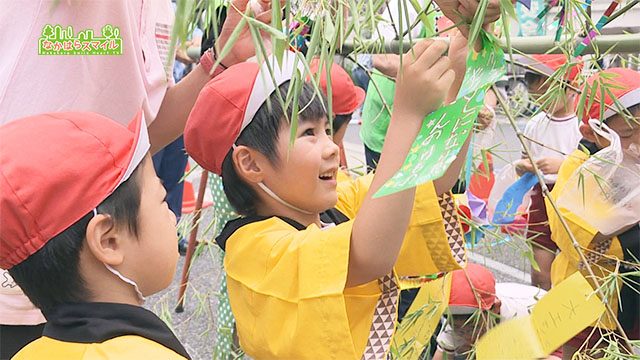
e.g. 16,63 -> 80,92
1,0 -> 639,359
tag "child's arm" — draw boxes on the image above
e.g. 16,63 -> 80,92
348,39 -> 455,287
436,30 -> 472,195
148,0 -> 276,153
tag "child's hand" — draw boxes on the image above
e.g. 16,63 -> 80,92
515,158 -> 534,176
393,40 -> 455,120
217,0 -> 282,66
448,31 -> 469,66
535,157 -> 563,175
435,0 -> 501,38
476,106 -> 495,130
446,30 -> 469,103
372,54 -> 401,79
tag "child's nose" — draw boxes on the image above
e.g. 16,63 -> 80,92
323,135 -> 340,160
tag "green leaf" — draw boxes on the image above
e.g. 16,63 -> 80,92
468,0 -> 489,47
323,11 -> 336,44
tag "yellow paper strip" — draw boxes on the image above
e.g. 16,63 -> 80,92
476,272 -> 606,359
391,274 -> 452,360
532,272 -> 606,353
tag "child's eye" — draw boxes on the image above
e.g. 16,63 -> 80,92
303,128 -> 315,136
325,128 -> 332,136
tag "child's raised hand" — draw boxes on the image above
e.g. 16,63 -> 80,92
436,0 -> 501,38
217,0 -> 284,66
393,40 -> 455,121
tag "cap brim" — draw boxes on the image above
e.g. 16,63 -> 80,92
242,52 -> 305,132
449,305 -> 482,315
518,55 -> 555,77
603,87 -> 640,120
120,111 -> 150,186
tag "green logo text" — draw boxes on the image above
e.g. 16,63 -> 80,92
38,24 -> 123,55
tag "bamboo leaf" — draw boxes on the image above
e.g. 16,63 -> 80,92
468,0 -> 489,47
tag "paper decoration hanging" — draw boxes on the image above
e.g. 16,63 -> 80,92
573,0 -> 621,56
375,36 -> 506,198
475,272 -> 606,359
492,172 -> 538,224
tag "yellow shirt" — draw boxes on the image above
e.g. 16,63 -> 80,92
13,302 -> 189,360
547,149 -> 624,330
14,336 -> 188,360
220,175 -> 466,359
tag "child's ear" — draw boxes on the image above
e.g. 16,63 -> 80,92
579,122 -> 599,144
85,214 -> 125,266
491,298 -> 502,316
232,145 -> 266,184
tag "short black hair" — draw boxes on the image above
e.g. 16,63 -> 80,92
9,158 -> 145,315
221,81 -> 327,216
524,71 -> 545,89
333,113 -> 352,134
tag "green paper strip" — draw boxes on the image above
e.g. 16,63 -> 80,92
375,37 -> 506,198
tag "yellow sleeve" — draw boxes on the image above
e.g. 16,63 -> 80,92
547,150 -> 600,261
547,151 -> 628,331
224,217 -> 359,359
396,184 -> 466,277
334,173 -> 373,218
335,173 -> 466,277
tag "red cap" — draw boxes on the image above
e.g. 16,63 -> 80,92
520,54 -> 583,82
457,204 -> 472,234
0,111 -> 149,269
580,67 -> 640,124
449,263 -> 496,314
309,59 -> 365,115
185,53 -> 304,175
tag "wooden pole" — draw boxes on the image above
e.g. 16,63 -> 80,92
175,169 -> 210,313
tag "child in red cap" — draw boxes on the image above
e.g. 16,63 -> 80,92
1,112 -> 187,359
308,59 -> 365,177
184,39 -> 470,359
432,263 -> 560,360
308,59 -> 365,147
547,67 -> 640,358
515,54 -> 584,291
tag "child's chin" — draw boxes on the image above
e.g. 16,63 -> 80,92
320,194 -> 339,210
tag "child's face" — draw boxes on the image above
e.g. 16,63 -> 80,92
526,76 -> 548,97
603,109 -> 640,153
332,118 -> 349,148
262,116 -> 341,214
127,157 -> 179,296
451,314 -> 493,353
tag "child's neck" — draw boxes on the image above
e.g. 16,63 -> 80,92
81,255 -> 144,307
90,290 -> 141,307
549,106 -> 574,118
545,94 -> 576,118
256,202 -> 322,228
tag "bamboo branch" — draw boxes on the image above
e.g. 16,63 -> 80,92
186,33 -> 640,61
340,33 -> 640,55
